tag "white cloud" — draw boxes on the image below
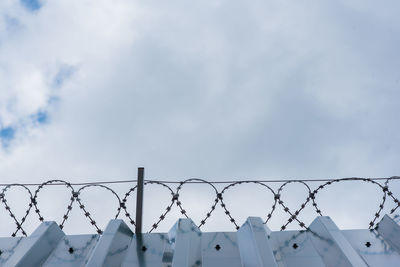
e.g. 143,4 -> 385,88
0,0 -> 399,234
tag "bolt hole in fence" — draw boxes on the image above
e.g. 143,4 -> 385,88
0,168 -> 400,236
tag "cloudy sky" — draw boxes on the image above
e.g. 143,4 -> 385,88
0,0 -> 399,235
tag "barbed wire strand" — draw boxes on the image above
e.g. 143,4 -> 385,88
0,177 -> 399,237
0,176 -> 399,186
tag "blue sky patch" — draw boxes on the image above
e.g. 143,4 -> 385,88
35,111 -> 48,124
0,127 -> 15,147
53,65 -> 76,88
20,0 -> 42,11
0,111 -> 48,149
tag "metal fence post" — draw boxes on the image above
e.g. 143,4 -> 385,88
135,167 -> 144,234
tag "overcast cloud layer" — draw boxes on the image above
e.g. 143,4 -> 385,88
0,0 -> 400,234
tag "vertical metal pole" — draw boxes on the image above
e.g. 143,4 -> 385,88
135,167 -> 144,234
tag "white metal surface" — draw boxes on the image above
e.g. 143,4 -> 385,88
0,215 -> 399,266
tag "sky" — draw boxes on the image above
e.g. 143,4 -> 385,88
0,0 -> 400,235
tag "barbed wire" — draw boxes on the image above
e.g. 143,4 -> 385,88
1,176 -> 398,187
0,176 -> 399,236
